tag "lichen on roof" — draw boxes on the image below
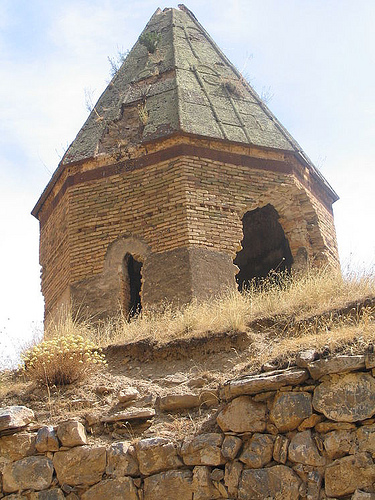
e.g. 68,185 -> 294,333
61,6 -> 304,167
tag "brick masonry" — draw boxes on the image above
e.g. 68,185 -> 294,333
34,136 -> 339,321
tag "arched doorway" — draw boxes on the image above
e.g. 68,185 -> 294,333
121,253 -> 143,317
234,204 -> 293,290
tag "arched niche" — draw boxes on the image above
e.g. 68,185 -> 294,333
103,235 -> 150,316
234,204 -> 293,290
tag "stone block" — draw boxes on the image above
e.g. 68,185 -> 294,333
192,466 -> 222,499
325,453 -> 375,497
3,456 -> 54,493
239,433 -> 274,468
81,477 -> 138,500
221,435 -> 242,460
29,489 -> 65,500
324,429 -> 357,459
238,465 -> 301,500
288,430 -> 325,466
224,460 -> 243,497
216,396 -> 266,433
135,437 -> 183,475
352,490 -> 375,500
270,391 -> 312,432
118,387 -> 139,404
0,432 -> 36,462
53,445 -> 106,486
0,406 -> 35,432
56,421 -> 87,447
357,424 -> 375,454
181,433 -> 225,466
273,434 -> 289,464
106,441 -> 139,477
159,394 -> 200,412
143,469 -> 193,500
223,367 -> 309,398
307,355 -> 365,380
36,426 -> 59,452
313,373 -> 375,422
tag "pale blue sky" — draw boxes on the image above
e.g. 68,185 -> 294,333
1,0 -> 374,367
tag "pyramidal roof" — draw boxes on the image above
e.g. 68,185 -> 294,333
46,5 -> 336,205
61,7 -> 309,164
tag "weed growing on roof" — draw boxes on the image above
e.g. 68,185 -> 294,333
139,32 -> 161,53
21,335 -> 106,386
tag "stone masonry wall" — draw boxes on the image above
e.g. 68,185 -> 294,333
2,352 -> 375,499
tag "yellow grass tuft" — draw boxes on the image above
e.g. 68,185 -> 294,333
21,334 -> 106,386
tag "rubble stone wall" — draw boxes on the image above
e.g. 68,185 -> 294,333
2,352 -> 375,499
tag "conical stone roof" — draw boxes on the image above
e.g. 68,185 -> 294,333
61,6 -> 312,167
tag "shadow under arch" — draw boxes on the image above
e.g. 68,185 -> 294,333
234,203 -> 293,290
104,235 -> 151,317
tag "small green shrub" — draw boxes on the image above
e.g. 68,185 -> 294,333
21,335 -> 106,386
139,32 -> 161,53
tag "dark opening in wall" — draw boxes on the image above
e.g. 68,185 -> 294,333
234,204 -> 293,291
121,253 -> 143,317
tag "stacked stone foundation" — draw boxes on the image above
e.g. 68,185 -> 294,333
2,352 -> 375,499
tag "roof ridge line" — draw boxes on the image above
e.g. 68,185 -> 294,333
179,5 -> 338,199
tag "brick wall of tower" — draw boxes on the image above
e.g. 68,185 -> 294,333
39,192 -> 70,317
181,156 -> 339,267
67,158 -> 190,285
38,142 -> 339,319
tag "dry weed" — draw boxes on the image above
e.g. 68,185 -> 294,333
33,267 -> 375,357
21,334 -> 106,386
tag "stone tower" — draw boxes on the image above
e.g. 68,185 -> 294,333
32,6 -> 339,321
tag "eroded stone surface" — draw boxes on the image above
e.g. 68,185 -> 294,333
143,469 -> 193,500
288,430 -> 325,466
217,396 -> 266,433
53,446 -> 106,486
159,394 -> 200,412
106,441 -> 139,477
0,406 -> 35,432
307,355 -> 365,380
323,429 -> 357,459
36,426 -> 59,453
136,437 -> 183,475
239,433 -> 274,468
181,433 -> 225,466
29,489 -> 65,500
224,460 -> 243,498
270,391 -> 312,432
3,456 -> 54,493
325,453 -> 375,497
0,432 -> 36,462
238,465 -> 301,500
56,421 -> 87,447
192,465 -> 222,499
313,373 -> 375,422
221,435 -> 242,460
81,477 -> 138,500
223,368 -> 309,398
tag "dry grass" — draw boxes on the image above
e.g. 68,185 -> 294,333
40,266 -> 375,367
21,334 -> 106,386
90,266 -> 375,346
